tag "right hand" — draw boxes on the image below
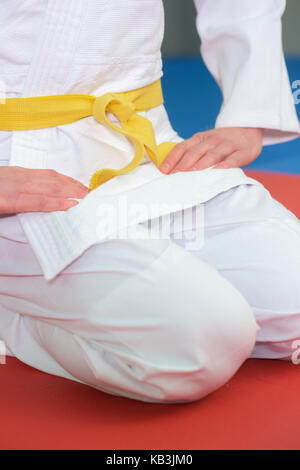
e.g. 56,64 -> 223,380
0,166 -> 90,214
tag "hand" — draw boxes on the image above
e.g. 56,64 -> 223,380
159,127 -> 263,174
0,166 -> 89,214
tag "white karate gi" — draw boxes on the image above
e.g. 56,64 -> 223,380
0,0 -> 300,403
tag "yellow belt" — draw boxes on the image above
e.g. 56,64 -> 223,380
0,79 -> 177,190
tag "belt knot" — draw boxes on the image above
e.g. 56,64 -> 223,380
93,93 -> 136,125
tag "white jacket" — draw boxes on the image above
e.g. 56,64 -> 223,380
0,0 -> 299,280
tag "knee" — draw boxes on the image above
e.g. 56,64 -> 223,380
78,243 -> 259,404
133,251 -> 259,403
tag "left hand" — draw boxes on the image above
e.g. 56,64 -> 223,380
159,127 -> 263,174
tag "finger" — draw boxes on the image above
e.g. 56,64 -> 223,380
12,194 -> 79,213
24,168 -> 89,193
23,178 -> 89,199
213,151 -> 246,169
173,137 -> 227,172
52,172 -> 90,192
159,135 -> 201,174
190,141 -> 236,171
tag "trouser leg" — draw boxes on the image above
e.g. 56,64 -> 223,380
171,184 -> 300,361
0,221 -> 258,403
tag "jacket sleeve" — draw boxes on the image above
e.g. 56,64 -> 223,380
193,0 -> 300,144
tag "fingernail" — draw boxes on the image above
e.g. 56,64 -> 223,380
160,163 -> 170,173
80,186 -> 89,193
67,200 -> 79,207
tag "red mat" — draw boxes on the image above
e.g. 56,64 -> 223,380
1,170 -> 300,450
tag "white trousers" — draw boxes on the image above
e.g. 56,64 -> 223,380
0,183 -> 300,403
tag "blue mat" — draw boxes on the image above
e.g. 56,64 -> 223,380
162,56 -> 300,175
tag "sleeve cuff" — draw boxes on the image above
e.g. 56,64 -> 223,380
215,112 -> 300,146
